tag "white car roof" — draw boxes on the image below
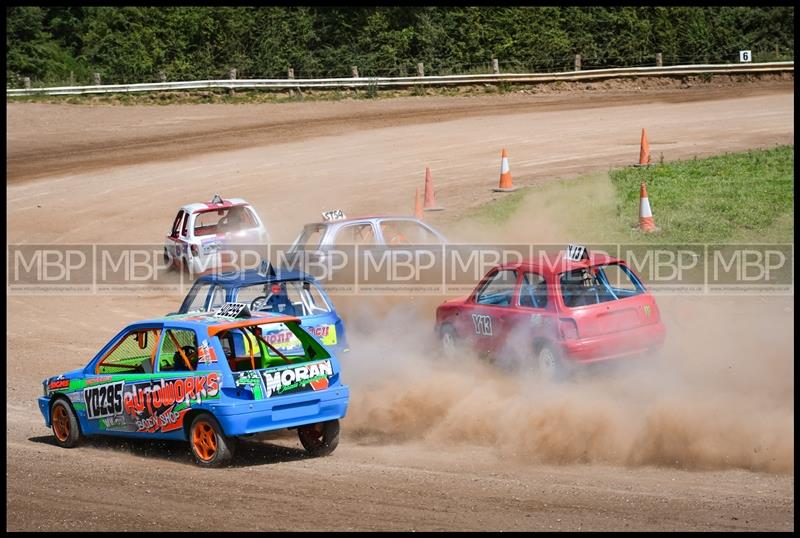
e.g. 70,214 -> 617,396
179,198 -> 250,214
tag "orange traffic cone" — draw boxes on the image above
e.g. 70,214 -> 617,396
492,148 -> 519,192
414,187 -> 424,219
635,128 -> 652,166
423,167 -> 444,211
639,181 -> 656,232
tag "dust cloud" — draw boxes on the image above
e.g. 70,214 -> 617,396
338,294 -> 793,474
334,178 -> 793,473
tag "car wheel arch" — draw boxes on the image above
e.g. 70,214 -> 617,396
182,409 -> 227,441
49,394 -> 84,436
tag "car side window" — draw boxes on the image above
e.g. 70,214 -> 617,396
157,329 -> 199,372
519,272 -> 548,309
334,223 -> 376,246
96,328 -> 161,374
475,270 -> 518,307
380,220 -> 441,245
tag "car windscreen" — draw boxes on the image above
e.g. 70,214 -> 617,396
560,263 -> 644,308
236,280 -> 331,316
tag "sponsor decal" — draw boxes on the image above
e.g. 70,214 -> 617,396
48,378 -> 70,391
84,381 -> 125,420
135,404 -> 187,433
471,314 -> 493,336
123,373 -> 220,419
198,339 -> 218,364
100,414 -> 129,431
86,376 -> 114,385
81,373 -> 222,434
261,360 -> 333,398
234,370 -> 264,399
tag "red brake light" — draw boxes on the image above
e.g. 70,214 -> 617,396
558,318 -> 578,340
271,284 -> 281,294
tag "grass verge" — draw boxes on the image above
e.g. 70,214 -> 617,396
610,145 -> 793,243
463,145 -> 794,244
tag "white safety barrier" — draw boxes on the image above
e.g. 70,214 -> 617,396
6,62 -> 793,96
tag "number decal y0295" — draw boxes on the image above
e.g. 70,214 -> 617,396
84,381 -> 125,420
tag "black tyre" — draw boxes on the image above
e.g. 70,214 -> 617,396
440,324 -> 459,359
297,419 -> 340,457
537,343 -> 567,382
51,399 -> 82,448
189,413 -> 235,467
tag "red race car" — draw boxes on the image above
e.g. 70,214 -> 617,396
435,245 -> 665,380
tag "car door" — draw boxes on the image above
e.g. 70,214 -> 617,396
82,326 -> 164,435
466,268 -> 519,355
166,210 -> 186,261
505,270 -> 557,357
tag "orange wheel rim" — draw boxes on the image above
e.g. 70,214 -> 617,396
300,423 -> 324,444
52,405 -> 70,442
192,421 -> 218,461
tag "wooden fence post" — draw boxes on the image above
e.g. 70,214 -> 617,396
288,67 -> 295,96
23,77 -> 31,90
159,70 -> 167,83
492,58 -> 499,74
69,71 -> 74,85
228,68 -> 236,95
417,62 -> 425,77
93,72 -> 101,85
655,53 -> 663,67
574,54 -> 581,71
351,66 -> 359,78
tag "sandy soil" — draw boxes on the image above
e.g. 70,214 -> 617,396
6,82 -> 795,531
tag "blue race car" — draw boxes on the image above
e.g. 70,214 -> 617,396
176,267 -> 349,355
38,304 -> 350,467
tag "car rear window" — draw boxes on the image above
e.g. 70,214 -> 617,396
560,263 -> 644,307
216,321 -> 331,372
194,206 -> 258,237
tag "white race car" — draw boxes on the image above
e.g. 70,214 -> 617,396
164,194 -> 269,274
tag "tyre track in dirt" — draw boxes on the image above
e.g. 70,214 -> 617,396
6,81 -> 792,184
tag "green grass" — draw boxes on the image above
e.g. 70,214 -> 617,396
462,145 -> 794,244
610,145 -> 794,243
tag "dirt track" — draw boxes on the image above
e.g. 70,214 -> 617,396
6,82 -> 795,531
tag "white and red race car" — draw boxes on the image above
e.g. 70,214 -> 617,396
164,194 -> 269,274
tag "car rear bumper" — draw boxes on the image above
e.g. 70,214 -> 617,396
558,322 -> 666,363
208,385 -> 350,437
